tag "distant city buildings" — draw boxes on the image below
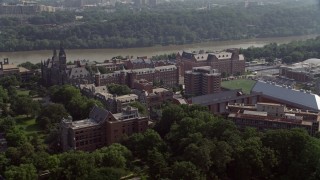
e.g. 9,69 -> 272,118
228,102 -> 320,135
184,66 -> 221,96
177,49 -> 245,77
0,2 -> 55,15
60,106 -> 148,151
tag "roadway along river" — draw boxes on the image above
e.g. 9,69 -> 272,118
0,34 -> 318,64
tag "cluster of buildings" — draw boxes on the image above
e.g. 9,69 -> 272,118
279,58 -> 320,82
38,47 -> 320,152
0,1 -> 55,15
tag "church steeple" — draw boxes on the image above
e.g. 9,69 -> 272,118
59,42 -> 66,58
58,42 -> 67,70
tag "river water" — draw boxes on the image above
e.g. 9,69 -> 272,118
0,34 -> 318,64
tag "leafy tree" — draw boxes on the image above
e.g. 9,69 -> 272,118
147,148 -> 168,180
0,76 -> 19,89
130,101 -> 148,116
107,84 -> 131,96
155,104 -> 186,137
10,96 -> 40,117
171,161 -> 200,180
0,86 -> 8,105
5,164 -> 37,180
95,143 -> 132,169
5,128 -> 27,147
36,103 -> 69,130
55,151 -> 96,179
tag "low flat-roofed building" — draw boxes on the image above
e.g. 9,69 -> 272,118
227,102 -> 320,135
252,81 -> 320,111
0,58 -> 33,81
190,89 -> 261,115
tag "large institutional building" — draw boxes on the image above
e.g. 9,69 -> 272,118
184,66 -> 221,96
252,81 -> 320,112
177,49 -> 245,77
228,102 -> 320,135
95,65 -> 179,88
60,106 -> 148,151
41,47 -> 92,86
279,58 -> 320,82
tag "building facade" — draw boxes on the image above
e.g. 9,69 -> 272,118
41,47 -> 93,86
190,89 -> 261,115
95,65 -> 179,89
184,66 -> 221,96
60,106 -> 148,151
177,49 -> 245,77
227,102 -> 320,135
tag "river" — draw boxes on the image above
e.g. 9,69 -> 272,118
0,34 -> 318,64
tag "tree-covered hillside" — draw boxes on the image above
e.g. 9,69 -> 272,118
1,2 -> 320,51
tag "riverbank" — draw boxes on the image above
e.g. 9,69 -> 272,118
0,34 -> 318,64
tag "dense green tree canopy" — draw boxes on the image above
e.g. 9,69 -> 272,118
1,2 -> 320,51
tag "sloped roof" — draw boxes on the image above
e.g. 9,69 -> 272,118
89,106 -> 109,123
303,58 -> 320,64
252,81 -> 320,111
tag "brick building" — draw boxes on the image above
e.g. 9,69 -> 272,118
177,49 -> 245,77
279,58 -> 320,82
60,106 -> 148,151
184,66 -> 221,96
227,102 -> 320,135
95,65 -> 179,89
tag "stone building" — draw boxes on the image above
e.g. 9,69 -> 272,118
41,47 -> 93,86
60,106 -> 148,151
177,49 -> 245,77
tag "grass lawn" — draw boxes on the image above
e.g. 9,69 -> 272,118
16,89 -> 30,96
221,79 -> 256,94
15,115 -> 45,138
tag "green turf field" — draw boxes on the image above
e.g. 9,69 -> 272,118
221,79 -> 256,94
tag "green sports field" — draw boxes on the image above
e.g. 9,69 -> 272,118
221,79 -> 256,94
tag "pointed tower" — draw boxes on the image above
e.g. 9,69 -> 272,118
95,68 -> 101,87
58,42 -> 67,70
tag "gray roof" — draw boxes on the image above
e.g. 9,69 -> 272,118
252,81 -> 320,111
69,67 -> 90,79
191,89 -> 243,105
89,106 -> 109,123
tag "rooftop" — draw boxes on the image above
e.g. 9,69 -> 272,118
252,81 -> 320,111
228,112 -> 313,126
